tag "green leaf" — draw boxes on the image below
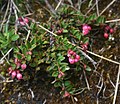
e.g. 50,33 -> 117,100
88,13 -> 97,21
64,81 -> 71,86
52,71 -> 59,77
14,47 -> 19,53
11,34 -> 19,41
63,29 -> 68,33
57,54 -> 65,61
54,82 -> 62,87
26,55 -> 31,61
96,16 -> 105,24
30,44 -> 36,50
86,66 -> 92,71
78,15 -> 85,23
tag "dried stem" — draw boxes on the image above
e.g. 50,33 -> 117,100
99,0 -> 116,16
96,0 -> 99,16
112,64 -> 120,104
83,70 -> 90,90
44,0 -> 56,15
0,0 -> 10,31
0,48 -> 13,63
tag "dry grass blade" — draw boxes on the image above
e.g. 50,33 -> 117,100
113,64 -> 120,104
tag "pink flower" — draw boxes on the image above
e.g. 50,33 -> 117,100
57,29 -> 63,34
26,51 -> 32,55
8,67 -> 13,74
69,58 -> 75,64
21,64 -> 27,70
18,17 -> 29,26
105,26 -> 110,31
82,25 -> 88,30
74,58 -> 79,62
67,49 -> 80,64
104,33 -> 109,39
110,28 -> 114,34
16,62 -> 21,68
81,43 -> 88,51
82,24 -> 91,35
14,58 -> 19,64
11,71 -> 16,79
14,58 -> 21,68
24,18 -> 29,23
63,91 -> 70,97
82,30 -> 89,35
87,26 -> 91,30
75,54 -> 80,60
16,73 -> 23,80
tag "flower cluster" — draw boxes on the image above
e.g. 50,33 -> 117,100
56,28 -> 64,34
18,17 -> 29,26
8,67 -> 23,80
104,25 -> 114,39
67,50 -> 80,64
8,58 -> 27,80
82,24 -> 91,35
81,42 -> 89,51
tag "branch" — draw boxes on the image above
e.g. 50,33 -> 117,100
38,24 -> 120,66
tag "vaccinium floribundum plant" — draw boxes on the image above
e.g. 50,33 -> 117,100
0,6 -> 115,97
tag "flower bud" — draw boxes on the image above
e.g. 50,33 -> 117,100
63,91 -> 70,97
82,25 -> 88,30
21,64 -> 27,70
69,58 -> 75,64
104,33 -> 109,39
110,28 -> 114,34
24,18 -> 29,23
87,26 -> 91,30
82,30 -> 89,35
11,71 -> 16,79
17,73 -> 22,80
75,54 -> 80,60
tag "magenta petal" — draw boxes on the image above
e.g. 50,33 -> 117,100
69,58 -> 75,64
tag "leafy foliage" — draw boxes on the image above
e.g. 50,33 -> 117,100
0,5 -> 114,97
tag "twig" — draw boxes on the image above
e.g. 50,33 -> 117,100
6,0 -> 12,24
85,0 -> 100,16
96,0 -> 99,16
97,76 -> 103,96
73,87 -> 88,95
0,80 -> 13,84
48,0 -> 63,21
106,19 -> 120,23
83,70 -> 90,90
11,0 -> 20,13
44,0 -> 56,15
55,0 -> 63,11
99,0 -> 116,16
0,0 -> 10,31
28,88 -> 35,99
0,48 -> 13,63
112,64 -> 120,104
87,50 -> 120,65
1,51 -> 10,64
25,30 -> 31,44
12,0 -> 18,21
